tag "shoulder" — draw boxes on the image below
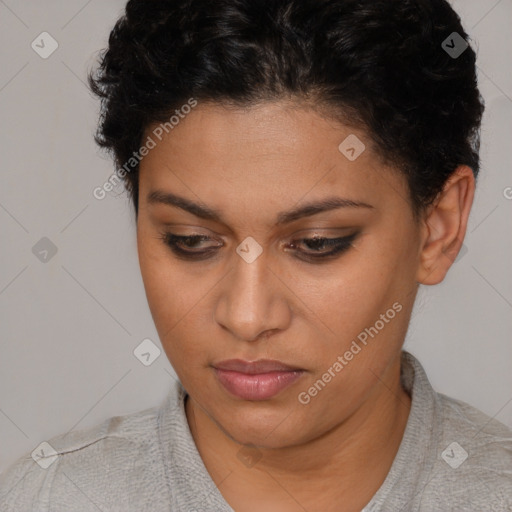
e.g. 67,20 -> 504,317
396,352 -> 512,510
0,403 -> 165,512
436,391 -> 512,471
426,392 -> 512,509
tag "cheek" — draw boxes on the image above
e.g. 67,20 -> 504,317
137,232 -> 217,375
292,247 -> 409,340
287,235 -> 417,392
137,216 -> 417,376
138,234 -> 188,335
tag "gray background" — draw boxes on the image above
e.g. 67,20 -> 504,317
1,0 -> 511,474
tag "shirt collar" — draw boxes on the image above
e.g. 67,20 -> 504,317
362,351 -> 441,511
157,375 -> 234,511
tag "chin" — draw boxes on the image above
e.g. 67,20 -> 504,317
212,402 -> 309,449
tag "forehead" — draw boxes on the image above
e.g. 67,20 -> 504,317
138,101 -> 409,219
144,100 -> 365,165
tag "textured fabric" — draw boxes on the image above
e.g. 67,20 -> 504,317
1,351 -> 511,511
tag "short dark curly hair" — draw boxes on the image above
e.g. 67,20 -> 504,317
89,0 -> 484,220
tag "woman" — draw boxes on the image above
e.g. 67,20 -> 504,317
1,0 -> 511,510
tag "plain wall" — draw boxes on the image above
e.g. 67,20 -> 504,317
1,0 -> 511,474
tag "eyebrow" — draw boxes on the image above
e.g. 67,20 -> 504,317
147,190 -> 374,226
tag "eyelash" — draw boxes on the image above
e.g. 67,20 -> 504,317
157,231 -> 359,262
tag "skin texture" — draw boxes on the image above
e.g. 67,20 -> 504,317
136,100 -> 475,511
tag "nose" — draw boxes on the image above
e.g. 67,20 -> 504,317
214,250 -> 292,342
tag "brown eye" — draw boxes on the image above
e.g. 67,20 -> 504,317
287,233 -> 359,261
159,232 -> 222,259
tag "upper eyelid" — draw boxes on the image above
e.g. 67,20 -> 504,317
168,233 -> 355,241
162,226 -> 357,239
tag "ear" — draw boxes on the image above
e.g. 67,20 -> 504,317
416,165 -> 475,285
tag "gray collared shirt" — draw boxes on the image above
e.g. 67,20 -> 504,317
1,351 -> 511,511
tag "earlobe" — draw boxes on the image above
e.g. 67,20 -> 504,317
416,165 -> 475,285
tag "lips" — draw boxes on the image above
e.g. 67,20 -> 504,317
213,359 -> 305,401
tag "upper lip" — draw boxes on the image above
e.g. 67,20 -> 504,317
213,359 -> 303,374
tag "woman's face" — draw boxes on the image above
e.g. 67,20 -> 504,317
137,101 -> 422,448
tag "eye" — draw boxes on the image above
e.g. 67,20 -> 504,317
158,230 -> 359,263
285,233 -> 359,261
158,232 -> 222,260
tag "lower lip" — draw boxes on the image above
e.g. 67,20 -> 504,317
214,369 -> 304,401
